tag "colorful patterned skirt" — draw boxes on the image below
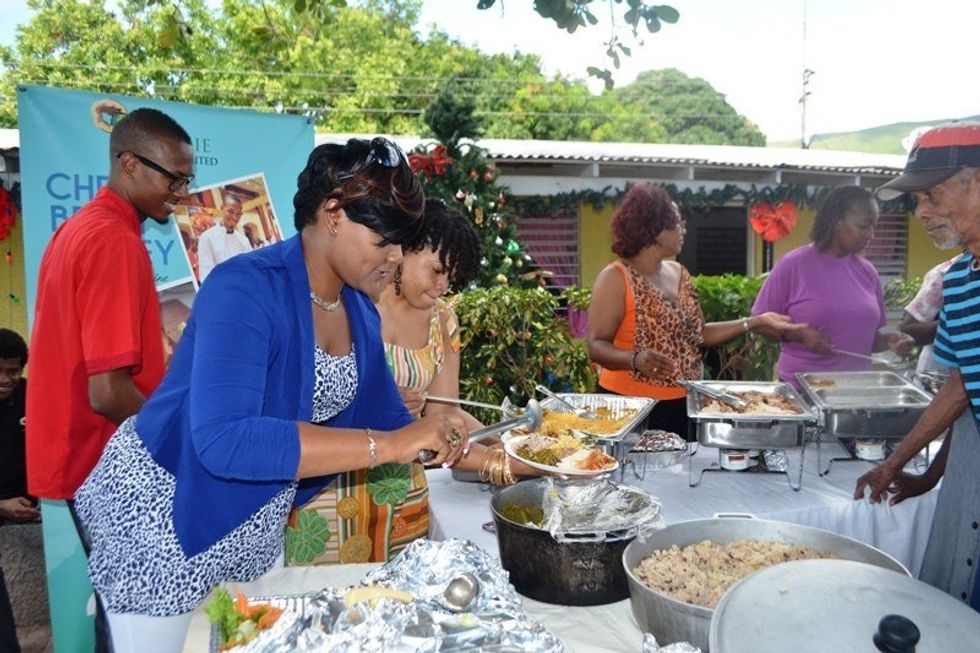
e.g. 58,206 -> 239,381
284,462 -> 429,565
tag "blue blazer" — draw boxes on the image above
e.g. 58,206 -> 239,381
136,234 -> 411,557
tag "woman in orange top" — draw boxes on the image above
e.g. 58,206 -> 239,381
587,184 -> 801,436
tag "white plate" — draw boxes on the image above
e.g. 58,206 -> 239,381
503,435 -> 619,478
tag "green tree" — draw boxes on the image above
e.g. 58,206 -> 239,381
613,69 -> 766,145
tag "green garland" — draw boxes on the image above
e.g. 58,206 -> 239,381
512,182 -> 912,215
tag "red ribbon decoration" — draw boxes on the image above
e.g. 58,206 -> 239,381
749,201 -> 798,243
408,144 -> 454,180
0,187 -> 16,243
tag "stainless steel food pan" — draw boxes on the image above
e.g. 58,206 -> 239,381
686,382 -> 816,449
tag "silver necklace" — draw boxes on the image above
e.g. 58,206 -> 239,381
971,257 -> 980,273
310,290 -> 342,312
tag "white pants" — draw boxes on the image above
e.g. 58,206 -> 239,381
107,611 -> 193,653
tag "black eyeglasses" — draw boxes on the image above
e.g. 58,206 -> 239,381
116,151 -> 195,192
337,137 -> 404,181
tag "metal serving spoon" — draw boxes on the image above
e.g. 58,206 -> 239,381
442,572 -> 480,612
417,398 -> 543,462
534,384 -> 598,419
425,394 -> 518,418
833,348 -> 906,369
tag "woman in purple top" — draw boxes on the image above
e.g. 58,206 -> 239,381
752,186 -> 913,386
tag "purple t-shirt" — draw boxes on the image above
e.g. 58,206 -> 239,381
752,244 -> 886,385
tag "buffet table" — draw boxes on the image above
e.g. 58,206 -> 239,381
430,441 -> 938,575
183,441 -> 938,653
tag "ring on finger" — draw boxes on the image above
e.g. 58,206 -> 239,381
446,427 -> 463,449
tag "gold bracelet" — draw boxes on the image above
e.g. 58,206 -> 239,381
366,428 -> 377,468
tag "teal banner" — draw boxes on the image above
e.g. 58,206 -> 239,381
17,85 -> 313,652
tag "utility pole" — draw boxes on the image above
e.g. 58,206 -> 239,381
799,0 -> 813,149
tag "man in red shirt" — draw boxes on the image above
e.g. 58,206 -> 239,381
25,107 -> 193,651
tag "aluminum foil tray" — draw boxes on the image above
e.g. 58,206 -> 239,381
539,393 -> 656,442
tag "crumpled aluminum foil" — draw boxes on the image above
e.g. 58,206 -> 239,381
762,449 -> 788,472
642,633 -> 701,653
221,539 -> 564,652
539,477 -> 664,541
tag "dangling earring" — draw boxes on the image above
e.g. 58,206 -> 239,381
394,264 -> 402,295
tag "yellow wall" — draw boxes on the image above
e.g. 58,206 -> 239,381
0,206 -> 27,339
906,212 -> 956,279
579,202 -> 946,288
579,202 -> 616,288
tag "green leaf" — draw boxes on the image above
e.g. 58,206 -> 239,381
653,5 -> 681,23
157,21 -> 179,49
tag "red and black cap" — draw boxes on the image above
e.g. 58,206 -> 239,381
877,123 -> 980,200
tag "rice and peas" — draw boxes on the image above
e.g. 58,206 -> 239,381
633,539 -> 839,608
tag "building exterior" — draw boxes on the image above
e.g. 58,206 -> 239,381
0,128 -> 953,332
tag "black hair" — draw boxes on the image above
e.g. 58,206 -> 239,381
810,185 -> 877,251
0,328 -> 27,367
109,108 -> 191,156
293,139 -> 424,245
402,199 -> 483,291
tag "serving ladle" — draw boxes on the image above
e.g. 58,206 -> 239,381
417,398 -> 543,462
442,572 -> 480,612
425,394 -> 520,418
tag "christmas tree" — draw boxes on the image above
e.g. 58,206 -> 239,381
408,88 -> 541,288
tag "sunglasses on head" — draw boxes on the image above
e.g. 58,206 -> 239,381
116,151 -> 194,192
337,137 -> 404,181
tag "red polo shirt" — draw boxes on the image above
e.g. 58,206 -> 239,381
26,186 -> 165,499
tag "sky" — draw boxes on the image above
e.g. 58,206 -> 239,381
2,0 -> 979,143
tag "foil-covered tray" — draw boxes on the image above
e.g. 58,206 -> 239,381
685,382 -> 816,450
209,539 -> 565,652
538,393 -> 656,442
797,371 -> 933,439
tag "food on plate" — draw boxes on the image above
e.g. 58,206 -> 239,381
204,588 -> 284,651
499,502 -> 545,527
558,448 -> 617,471
633,539 -> 839,608
541,406 -> 636,436
513,434 -> 616,472
343,585 -> 414,608
632,430 -> 686,452
701,390 -> 802,415
514,433 -> 584,466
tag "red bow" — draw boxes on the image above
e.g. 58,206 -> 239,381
408,144 -> 454,179
750,201 -> 797,242
0,187 -> 17,243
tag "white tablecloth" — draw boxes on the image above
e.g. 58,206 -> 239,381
429,441 -> 938,575
183,441 -> 939,652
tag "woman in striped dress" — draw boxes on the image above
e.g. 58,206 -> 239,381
286,201 -> 531,566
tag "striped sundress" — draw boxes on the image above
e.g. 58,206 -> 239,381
284,300 -> 459,565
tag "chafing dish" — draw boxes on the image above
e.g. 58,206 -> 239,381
796,371 -> 932,439
685,381 -> 816,450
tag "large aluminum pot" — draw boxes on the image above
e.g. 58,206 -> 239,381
622,517 -> 909,652
491,478 -> 651,606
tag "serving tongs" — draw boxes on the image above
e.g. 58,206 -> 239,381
534,384 -> 599,419
678,380 -> 750,411
418,399 -> 543,463
833,348 -> 906,369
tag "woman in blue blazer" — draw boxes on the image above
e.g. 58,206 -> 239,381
73,138 -> 468,652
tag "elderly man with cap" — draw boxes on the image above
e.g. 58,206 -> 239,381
854,122 -> 980,609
